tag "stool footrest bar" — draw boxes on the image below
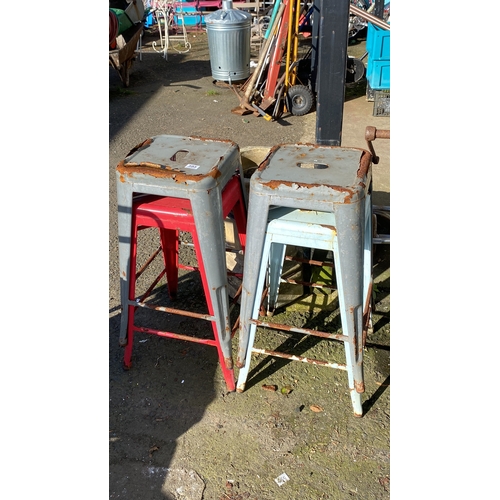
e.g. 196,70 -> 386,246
139,269 -> 167,303
250,319 -> 349,342
279,278 -> 336,290
131,300 -> 216,321
134,325 -> 218,346
250,347 -> 347,370
136,247 -> 162,280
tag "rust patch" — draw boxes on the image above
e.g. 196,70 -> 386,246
356,150 -> 372,178
365,126 -> 390,142
259,179 -> 356,201
264,179 -> 329,191
187,135 -> 236,146
127,137 -> 153,156
116,162 -> 222,182
365,126 -> 377,142
224,356 -> 233,369
262,384 -> 278,392
355,380 -> 365,393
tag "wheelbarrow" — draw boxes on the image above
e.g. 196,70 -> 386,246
109,22 -> 143,87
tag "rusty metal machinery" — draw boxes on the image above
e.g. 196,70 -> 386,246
365,126 -> 390,245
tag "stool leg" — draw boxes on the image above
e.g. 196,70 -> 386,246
191,229 -> 236,391
191,189 -> 235,391
158,228 -> 179,300
236,197 -> 270,371
124,212 -> 139,369
124,305 -> 135,369
333,202 -> 366,417
363,192 -> 373,335
266,241 -> 287,315
236,231 -> 273,392
116,184 -> 134,347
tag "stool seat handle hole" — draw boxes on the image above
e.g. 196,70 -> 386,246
297,162 -> 328,169
170,150 -> 189,162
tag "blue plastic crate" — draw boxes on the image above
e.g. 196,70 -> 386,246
175,6 -> 202,26
366,22 -> 390,90
366,60 -> 390,90
366,23 -> 390,61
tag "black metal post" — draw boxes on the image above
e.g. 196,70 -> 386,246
314,0 -> 351,146
309,0 -> 321,96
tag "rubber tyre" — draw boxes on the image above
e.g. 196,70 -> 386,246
286,85 -> 315,116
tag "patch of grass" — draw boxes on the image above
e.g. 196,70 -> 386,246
205,89 -> 219,96
109,87 -> 135,98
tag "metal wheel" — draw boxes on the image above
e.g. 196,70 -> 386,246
286,85 -> 315,116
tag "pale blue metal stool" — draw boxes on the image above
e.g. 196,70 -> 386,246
235,144 -> 373,416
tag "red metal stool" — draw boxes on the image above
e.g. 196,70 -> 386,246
124,174 -> 247,392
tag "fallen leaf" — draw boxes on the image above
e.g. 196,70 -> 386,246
148,445 -> 159,457
310,404 -> 324,413
262,384 -> 278,392
281,386 -> 293,395
379,476 -> 390,491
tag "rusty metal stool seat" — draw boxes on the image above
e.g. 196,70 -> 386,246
235,144 -> 372,415
116,135 -> 247,392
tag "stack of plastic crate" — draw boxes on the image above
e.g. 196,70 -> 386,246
365,22 -> 390,116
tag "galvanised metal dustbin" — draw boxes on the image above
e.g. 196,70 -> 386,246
205,0 -> 252,82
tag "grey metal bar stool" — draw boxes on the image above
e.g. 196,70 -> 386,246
235,144 -> 372,415
116,135 -> 246,392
